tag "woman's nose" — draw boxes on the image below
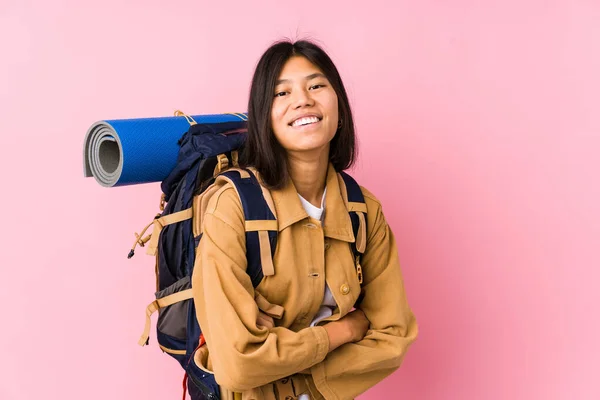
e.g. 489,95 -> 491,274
292,88 -> 314,109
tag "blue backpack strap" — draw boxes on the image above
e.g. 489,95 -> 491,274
220,169 -> 278,288
339,171 -> 368,298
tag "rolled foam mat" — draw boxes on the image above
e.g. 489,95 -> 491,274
83,112 -> 247,187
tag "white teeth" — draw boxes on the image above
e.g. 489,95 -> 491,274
292,116 -> 320,127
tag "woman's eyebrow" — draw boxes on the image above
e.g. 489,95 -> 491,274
276,73 -> 326,86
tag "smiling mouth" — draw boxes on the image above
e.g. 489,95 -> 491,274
289,116 -> 323,127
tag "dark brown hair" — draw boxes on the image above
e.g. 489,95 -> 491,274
239,39 -> 357,189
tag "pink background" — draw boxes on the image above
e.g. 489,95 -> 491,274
1,0 -> 599,399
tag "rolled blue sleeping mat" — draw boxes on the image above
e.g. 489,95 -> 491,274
83,112 -> 248,187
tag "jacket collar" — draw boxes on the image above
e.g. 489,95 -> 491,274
268,163 -> 355,242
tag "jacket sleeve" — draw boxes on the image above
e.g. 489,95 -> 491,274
309,191 -> 418,400
192,187 -> 330,392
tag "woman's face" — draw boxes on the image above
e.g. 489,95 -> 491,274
270,56 -> 339,157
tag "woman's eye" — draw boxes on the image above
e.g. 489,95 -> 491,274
310,84 -> 325,90
274,91 -> 287,97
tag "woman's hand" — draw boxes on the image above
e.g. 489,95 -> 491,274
256,311 -> 275,329
323,308 -> 370,352
341,308 -> 370,342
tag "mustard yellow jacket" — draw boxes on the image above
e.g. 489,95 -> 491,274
191,164 -> 418,400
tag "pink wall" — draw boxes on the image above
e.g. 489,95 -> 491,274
1,0 -> 598,399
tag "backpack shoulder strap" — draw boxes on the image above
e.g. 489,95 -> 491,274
219,168 -> 278,288
339,171 -> 368,284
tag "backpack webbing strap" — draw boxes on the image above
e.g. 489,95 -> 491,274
257,231 -> 275,276
351,208 -> 367,254
138,289 -> 193,346
146,208 -> 194,256
220,169 -> 278,288
339,171 -> 367,285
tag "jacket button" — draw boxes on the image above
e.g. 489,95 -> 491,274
340,284 -> 350,295
324,240 -> 330,250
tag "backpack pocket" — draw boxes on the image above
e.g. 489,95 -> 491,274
155,276 -> 193,366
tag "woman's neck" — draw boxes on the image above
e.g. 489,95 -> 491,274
287,148 -> 329,208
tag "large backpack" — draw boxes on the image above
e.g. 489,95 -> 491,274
128,112 -> 368,399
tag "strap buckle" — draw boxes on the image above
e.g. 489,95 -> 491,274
214,154 -> 230,177
355,256 -> 363,284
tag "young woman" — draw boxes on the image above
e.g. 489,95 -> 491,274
191,39 -> 418,400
